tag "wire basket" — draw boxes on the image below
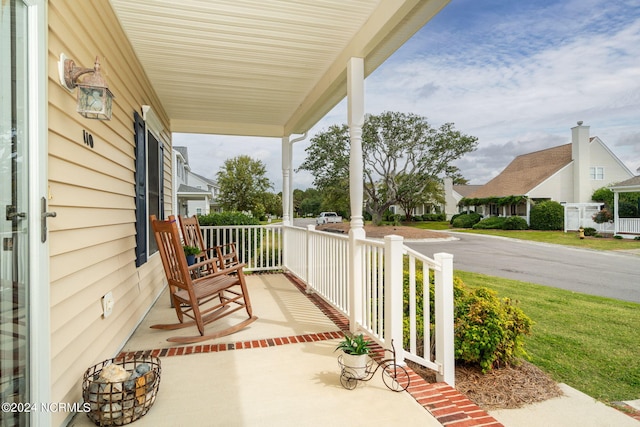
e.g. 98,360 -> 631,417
82,356 -> 161,426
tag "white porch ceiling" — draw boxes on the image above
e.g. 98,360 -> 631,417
109,0 -> 449,137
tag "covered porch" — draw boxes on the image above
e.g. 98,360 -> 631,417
36,1 -> 467,426
611,176 -> 640,238
69,272 -> 494,427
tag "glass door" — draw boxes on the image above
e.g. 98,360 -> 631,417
1,1 -> 30,426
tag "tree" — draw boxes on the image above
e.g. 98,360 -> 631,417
216,155 -> 273,214
262,192 -> 282,218
298,111 -> 478,225
445,165 -> 469,185
294,188 -> 323,217
297,124 -> 352,216
395,174 -> 444,221
592,186 -> 640,218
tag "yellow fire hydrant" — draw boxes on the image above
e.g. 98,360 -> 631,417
579,227 -> 585,239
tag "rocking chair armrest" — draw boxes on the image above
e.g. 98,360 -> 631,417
187,258 -> 218,272
216,243 -> 236,249
216,262 -> 247,276
191,262 -> 247,284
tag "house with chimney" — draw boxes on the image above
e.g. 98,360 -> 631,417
459,122 -> 634,228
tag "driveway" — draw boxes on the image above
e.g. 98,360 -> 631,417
406,232 -> 640,304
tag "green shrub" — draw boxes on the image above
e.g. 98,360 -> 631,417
198,211 -> 260,226
197,212 -> 261,262
383,210 -> 396,222
454,284 -> 533,372
403,269 -> 532,373
591,187 -> 614,208
452,213 -> 483,228
472,216 -> 507,229
583,227 -> 598,237
529,201 -> 564,230
450,212 -> 472,224
422,213 -> 446,221
614,235 -> 623,239
618,201 -> 639,218
592,208 -> 613,224
502,216 -> 528,230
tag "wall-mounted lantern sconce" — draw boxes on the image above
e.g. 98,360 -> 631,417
58,53 -> 115,120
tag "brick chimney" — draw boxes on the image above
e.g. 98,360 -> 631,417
571,121 -> 591,203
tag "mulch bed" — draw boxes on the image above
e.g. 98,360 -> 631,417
408,360 -> 563,410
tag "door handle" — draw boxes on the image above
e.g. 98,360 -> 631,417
41,197 -> 57,243
5,205 -> 26,220
8,211 -> 26,220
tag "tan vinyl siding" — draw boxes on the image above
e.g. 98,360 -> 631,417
48,1 -> 172,424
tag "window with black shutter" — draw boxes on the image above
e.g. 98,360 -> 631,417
134,108 -> 165,267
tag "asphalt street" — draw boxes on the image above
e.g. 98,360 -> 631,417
406,232 -> 640,303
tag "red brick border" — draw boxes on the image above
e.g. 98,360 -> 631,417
117,330 -> 344,360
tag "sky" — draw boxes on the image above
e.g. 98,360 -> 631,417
173,0 -> 640,190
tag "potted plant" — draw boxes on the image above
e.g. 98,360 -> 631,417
183,245 -> 200,265
335,334 -> 372,379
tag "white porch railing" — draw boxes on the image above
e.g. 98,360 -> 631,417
618,218 -> 640,234
201,223 -> 455,386
199,225 -> 283,271
283,224 -> 455,386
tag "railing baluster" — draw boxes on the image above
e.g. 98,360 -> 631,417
409,255 -> 416,355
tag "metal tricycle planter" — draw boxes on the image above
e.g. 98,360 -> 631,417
337,340 -> 410,392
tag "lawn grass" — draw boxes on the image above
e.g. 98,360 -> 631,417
455,270 -> 640,403
409,222 -> 640,251
409,221 -> 452,231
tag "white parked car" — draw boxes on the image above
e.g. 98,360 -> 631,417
316,212 -> 342,225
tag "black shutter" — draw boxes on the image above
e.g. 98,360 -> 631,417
159,142 -> 165,219
134,111 -> 147,267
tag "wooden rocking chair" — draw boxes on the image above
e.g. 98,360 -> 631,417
178,214 -> 240,270
150,215 -> 257,344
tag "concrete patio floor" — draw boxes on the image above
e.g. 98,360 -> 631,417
68,273 -> 454,427
67,272 -> 640,427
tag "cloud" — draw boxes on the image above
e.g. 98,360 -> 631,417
175,0 -> 640,191
360,0 -> 640,182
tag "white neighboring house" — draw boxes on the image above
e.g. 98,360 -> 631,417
460,122 -> 634,228
173,146 -> 222,217
443,177 -> 483,220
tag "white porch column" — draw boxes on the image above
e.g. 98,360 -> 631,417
614,191 -> 619,235
347,57 -> 365,333
281,136 -> 292,226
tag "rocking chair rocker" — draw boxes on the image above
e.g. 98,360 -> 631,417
150,215 -> 257,344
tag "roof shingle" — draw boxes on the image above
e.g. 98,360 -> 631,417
469,144 -> 572,198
